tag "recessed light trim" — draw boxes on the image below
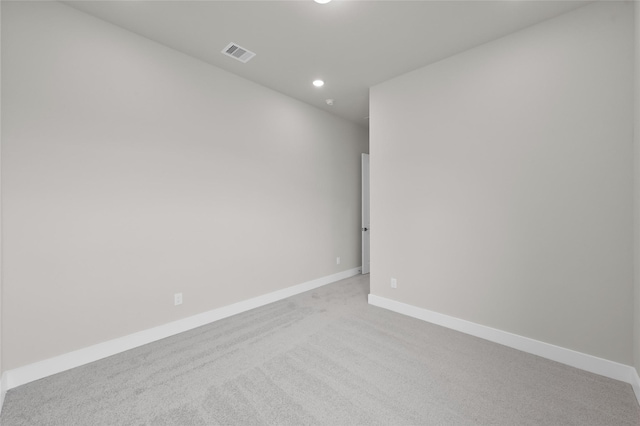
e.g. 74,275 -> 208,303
313,79 -> 325,87
314,0 -> 332,4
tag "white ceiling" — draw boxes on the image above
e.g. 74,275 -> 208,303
63,0 -> 591,127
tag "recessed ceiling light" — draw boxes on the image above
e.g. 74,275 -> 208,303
313,79 -> 324,87
314,0 -> 332,4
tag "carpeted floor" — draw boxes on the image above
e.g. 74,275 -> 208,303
2,274 -> 639,425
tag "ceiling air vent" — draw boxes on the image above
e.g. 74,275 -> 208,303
221,42 -> 256,63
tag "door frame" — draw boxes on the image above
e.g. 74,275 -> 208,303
361,153 -> 370,274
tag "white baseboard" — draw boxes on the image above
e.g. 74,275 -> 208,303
368,294 -> 640,407
4,267 -> 361,391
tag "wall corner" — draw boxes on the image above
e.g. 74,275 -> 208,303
633,0 -> 640,377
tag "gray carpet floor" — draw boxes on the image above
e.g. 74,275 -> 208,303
2,274 -> 639,425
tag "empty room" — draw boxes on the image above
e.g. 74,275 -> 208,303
1,0 -> 640,424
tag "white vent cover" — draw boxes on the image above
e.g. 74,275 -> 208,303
221,42 -> 256,63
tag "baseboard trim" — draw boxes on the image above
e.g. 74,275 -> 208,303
368,294 -> 640,406
5,267 -> 361,390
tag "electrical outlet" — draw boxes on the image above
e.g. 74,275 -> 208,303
174,293 -> 183,306
336,256 -> 341,265
390,278 -> 397,289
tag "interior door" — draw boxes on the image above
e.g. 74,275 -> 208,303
361,153 -> 370,274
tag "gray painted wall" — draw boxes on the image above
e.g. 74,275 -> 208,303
2,1 -> 368,370
635,0 -> 640,375
0,0 -> 3,381
370,1 -> 634,365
